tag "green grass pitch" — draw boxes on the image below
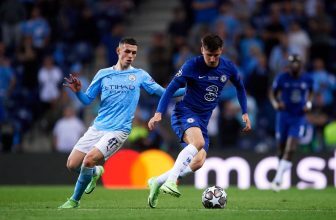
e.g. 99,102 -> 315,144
0,186 -> 335,220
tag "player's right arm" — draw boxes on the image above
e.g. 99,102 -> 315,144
63,73 -> 99,105
148,67 -> 188,130
148,79 -> 185,130
269,74 -> 285,110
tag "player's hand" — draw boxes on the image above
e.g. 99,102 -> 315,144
303,101 -> 312,113
148,113 -> 162,131
241,113 -> 252,132
63,73 -> 82,92
273,101 -> 285,110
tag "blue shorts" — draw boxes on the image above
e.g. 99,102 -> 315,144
171,103 -> 211,152
275,112 -> 306,143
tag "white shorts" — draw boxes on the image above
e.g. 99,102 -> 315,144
74,126 -> 129,160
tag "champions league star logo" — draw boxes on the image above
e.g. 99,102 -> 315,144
175,69 -> 182,77
220,75 -> 227,83
128,74 -> 136,81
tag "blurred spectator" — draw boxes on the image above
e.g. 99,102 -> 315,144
92,44 -> 108,73
269,33 -> 292,75
246,54 -> 269,106
261,3 -> 285,56
168,6 -> 190,38
239,24 -> 264,74
147,33 -> 172,86
215,1 -> 241,44
0,45 -> 16,152
214,1 -> 242,47
64,63 -> 89,119
172,43 -> 194,72
0,43 -> 16,123
287,21 -> 311,64
38,55 -> 63,113
191,0 -> 218,25
310,58 -> 336,107
307,1 -> 334,65
102,23 -> 125,66
218,101 -> 241,148
21,6 -> 50,51
16,36 -> 39,90
52,106 -> 85,153
0,0 -> 26,49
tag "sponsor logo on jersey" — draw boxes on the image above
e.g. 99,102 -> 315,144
103,84 -> 136,94
128,74 -> 136,81
208,76 -> 219,80
175,69 -> 182,77
187,118 -> 195,123
204,85 -> 219,101
220,75 -> 227,83
198,75 -> 206,79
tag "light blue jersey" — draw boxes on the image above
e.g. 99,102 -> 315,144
79,66 -> 166,133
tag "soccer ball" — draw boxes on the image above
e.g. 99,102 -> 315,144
201,186 -> 227,209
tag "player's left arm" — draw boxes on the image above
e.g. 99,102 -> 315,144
141,71 -> 185,97
229,64 -> 251,132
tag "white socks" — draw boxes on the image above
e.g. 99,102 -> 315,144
179,165 -> 193,178
166,144 -> 198,182
273,159 -> 292,184
156,165 -> 194,185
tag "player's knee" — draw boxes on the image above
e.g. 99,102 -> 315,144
66,160 -> 79,172
193,139 -> 205,150
83,153 -> 97,167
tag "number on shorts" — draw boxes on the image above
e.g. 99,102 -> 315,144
106,137 -> 119,151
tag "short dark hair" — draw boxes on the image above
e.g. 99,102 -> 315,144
201,34 -> 223,51
119,37 -> 138,46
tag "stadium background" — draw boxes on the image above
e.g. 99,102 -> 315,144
0,0 -> 336,188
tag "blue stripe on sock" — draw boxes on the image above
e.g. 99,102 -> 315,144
71,166 -> 94,201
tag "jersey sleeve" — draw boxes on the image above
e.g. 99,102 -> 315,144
140,70 -> 165,95
156,64 -> 189,113
228,62 -> 248,114
76,70 -> 102,105
85,72 -> 102,99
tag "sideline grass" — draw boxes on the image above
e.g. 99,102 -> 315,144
0,186 -> 335,220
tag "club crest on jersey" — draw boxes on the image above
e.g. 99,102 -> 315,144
175,69 -> 182,77
220,75 -> 227,83
128,74 -> 136,81
187,118 -> 195,123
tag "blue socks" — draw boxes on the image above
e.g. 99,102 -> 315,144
71,166 -> 94,201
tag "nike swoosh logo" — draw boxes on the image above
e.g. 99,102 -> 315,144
198,76 -> 206,79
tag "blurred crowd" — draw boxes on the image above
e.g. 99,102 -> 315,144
0,0 -> 335,154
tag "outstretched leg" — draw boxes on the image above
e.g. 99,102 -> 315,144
59,148 -> 104,208
148,149 -> 206,208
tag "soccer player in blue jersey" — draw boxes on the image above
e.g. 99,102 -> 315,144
147,34 -> 251,208
270,54 -> 314,192
58,38 -> 185,208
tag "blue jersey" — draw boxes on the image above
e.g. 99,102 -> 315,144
82,67 -> 164,133
272,72 -> 313,142
157,56 -> 247,151
157,56 -> 247,115
272,72 -> 313,116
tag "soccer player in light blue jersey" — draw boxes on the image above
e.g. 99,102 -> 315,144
147,34 -> 252,208
58,38 -> 185,208
270,54 -> 314,192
